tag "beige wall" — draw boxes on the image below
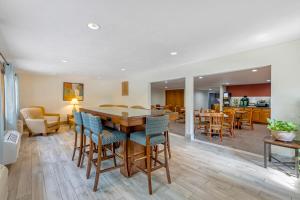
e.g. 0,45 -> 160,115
19,74 -> 115,121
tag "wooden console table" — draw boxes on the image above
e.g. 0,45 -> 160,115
264,136 -> 300,178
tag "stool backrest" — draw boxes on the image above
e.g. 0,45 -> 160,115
74,111 -> 83,125
145,115 -> 169,136
89,115 -> 103,134
81,112 -> 91,129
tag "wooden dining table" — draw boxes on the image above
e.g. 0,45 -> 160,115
79,106 -> 165,177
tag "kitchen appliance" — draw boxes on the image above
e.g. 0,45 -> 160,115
223,92 -> 231,107
256,100 -> 269,107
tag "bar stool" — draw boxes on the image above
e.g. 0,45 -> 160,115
80,112 -> 92,167
130,115 -> 171,195
86,115 -> 128,192
71,111 -> 83,167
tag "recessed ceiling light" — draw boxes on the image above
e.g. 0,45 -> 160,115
61,59 -> 68,63
170,51 -> 178,56
88,23 -> 100,30
198,76 -> 204,79
256,33 -> 269,42
267,79 -> 271,82
209,88 -> 212,91
121,68 -> 126,71
225,83 -> 230,85
252,69 -> 258,72
165,86 -> 168,89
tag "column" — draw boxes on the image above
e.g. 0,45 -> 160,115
219,85 -> 224,112
185,76 -> 194,140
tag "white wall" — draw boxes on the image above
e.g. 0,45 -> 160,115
151,87 -> 165,106
194,90 -> 208,110
19,73 -> 115,121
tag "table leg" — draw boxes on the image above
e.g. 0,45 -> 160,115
268,144 -> 271,162
264,142 -> 267,168
295,149 -> 299,178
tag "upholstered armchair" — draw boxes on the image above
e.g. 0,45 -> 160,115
20,107 -> 60,136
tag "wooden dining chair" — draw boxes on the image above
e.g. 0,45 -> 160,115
209,113 -> 224,142
79,112 -> 92,167
99,104 -> 115,107
223,110 -> 235,137
240,110 -> 254,130
131,105 -> 146,109
115,105 -> 128,108
86,115 -> 128,191
130,115 -> 171,195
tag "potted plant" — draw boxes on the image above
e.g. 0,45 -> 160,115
267,119 -> 298,142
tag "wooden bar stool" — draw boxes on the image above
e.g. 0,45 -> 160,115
130,115 -> 171,195
86,115 -> 128,192
71,111 -> 84,167
79,112 -> 92,167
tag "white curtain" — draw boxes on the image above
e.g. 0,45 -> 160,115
0,64 -> 4,163
4,64 -> 18,130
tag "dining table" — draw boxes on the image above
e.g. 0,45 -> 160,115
79,106 -> 165,177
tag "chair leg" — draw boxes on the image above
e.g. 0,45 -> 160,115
80,135 -> 86,168
166,131 -> 171,159
146,144 -> 152,195
86,139 -> 94,179
154,145 -> 158,166
72,132 -> 78,161
112,143 -> 117,167
77,132 -> 83,167
164,139 -> 171,184
93,143 -> 102,192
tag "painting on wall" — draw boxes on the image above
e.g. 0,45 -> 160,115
63,82 -> 84,101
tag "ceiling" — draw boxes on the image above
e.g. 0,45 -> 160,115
194,65 -> 271,91
0,1 -> 300,79
151,78 -> 185,90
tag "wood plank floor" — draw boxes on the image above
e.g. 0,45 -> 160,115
7,126 -> 300,200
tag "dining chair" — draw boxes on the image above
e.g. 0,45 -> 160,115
209,113 -> 224,142
115,105 -> 128,108
72,111 -> 83,167
130,115 -> 171,195
240,109 -> 254,130
223,110 -> 235,137
79,112 -> 92,167
99,104 -> 115,107
86,115 -> 127,192
131,105 -> 145,109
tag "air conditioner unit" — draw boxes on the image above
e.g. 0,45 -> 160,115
2,130 -> 21,165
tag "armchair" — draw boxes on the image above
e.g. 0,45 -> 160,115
20,107 -> 60,136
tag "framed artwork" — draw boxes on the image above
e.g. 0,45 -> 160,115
122,81 -> 128,96
63,82 -> 84,101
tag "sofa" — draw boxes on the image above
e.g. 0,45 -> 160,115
20,107 -> 60,136
0,164 -> 8,200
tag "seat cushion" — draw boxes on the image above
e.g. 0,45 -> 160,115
84,129 -> 91,137
47,121 -> 59,128
92,130 -> 126,145
130,131 -> 165,146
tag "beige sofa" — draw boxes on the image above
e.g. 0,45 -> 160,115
20,107 -> 60,136
0,164 -> 8,200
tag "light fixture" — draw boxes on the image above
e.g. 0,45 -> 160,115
267,79 -> 271,82
209,88 -> 212,91
198,76 -> 204,79
225,83 -> 230,85
252,69 -> 258,72
61,59 -> 68,63
170,51 -> 178,56
165,86 -> 168,89
121,68 -> 126,71
71,98 -> 79,112
88,23 -> 100,30
256,33 -> 269,42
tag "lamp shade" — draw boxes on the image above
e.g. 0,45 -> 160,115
71,98 -> 78,105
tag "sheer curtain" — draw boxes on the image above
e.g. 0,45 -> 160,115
0,64 -> 4,163
4,64 -> 18,130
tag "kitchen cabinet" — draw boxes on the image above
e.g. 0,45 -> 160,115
224,107 -> 270,124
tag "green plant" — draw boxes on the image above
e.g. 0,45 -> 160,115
267,119 -> 298,132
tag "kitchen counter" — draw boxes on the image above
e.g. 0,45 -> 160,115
224,107 -> 271,124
